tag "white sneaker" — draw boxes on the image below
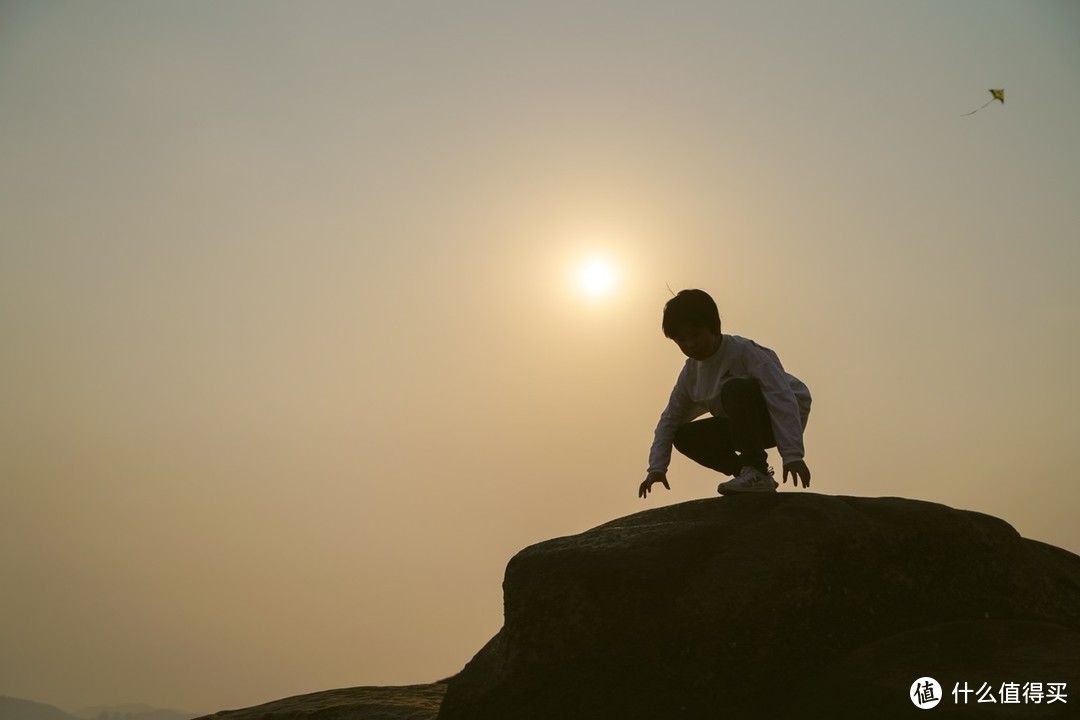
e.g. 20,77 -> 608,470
718,465 -> 778,495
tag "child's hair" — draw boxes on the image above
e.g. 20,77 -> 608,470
662,289 -> 721,337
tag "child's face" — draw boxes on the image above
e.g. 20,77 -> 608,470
670,325 -> 720,361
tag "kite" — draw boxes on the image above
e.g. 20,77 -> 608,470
962,89 -> 1004,116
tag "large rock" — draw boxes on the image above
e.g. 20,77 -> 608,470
437,494 -> 1080,719
195,685 -> 445,720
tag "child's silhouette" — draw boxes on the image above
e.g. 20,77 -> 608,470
639,289 -> 812,498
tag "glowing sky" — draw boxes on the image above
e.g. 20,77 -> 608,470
2,1 -> 1079,714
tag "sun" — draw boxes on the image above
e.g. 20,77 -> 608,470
578,258 -> 616,298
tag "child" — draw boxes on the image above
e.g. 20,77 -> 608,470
638,289 -> 812,498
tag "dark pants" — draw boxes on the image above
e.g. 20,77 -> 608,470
672,378 -> 775,476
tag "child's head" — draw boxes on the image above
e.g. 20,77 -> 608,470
663,289 -> 720,336
662,289 -> 721,360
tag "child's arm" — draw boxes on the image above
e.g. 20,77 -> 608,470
745,343 -> 811,486
639,369 -> 696,499
647,370 -> 695,475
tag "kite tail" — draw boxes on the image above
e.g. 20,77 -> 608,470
961,98 -> 995,117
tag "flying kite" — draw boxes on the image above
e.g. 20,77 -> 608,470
962,89 -> 1004,116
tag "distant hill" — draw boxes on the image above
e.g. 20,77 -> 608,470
74,706 -> 198,720
75,708 -> 197,720
0,697 -> 79,720
0,699 -> 196,720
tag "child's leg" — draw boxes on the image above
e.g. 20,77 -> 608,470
719,378 -> 776,473
673,418 -> 740,475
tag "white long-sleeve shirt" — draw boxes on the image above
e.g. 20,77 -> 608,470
648,334 -> 811,474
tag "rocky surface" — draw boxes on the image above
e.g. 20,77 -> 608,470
437,493 -> 1080,719
194,685 -> 445,720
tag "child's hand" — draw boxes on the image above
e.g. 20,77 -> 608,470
783,460 -> 811,488
638,471 -> 670,499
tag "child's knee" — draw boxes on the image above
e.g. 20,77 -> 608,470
672,423 -> 696,453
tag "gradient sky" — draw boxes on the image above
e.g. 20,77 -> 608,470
3,1 -> 1079,714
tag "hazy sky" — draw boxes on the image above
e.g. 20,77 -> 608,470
2,0 -> 1079,714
